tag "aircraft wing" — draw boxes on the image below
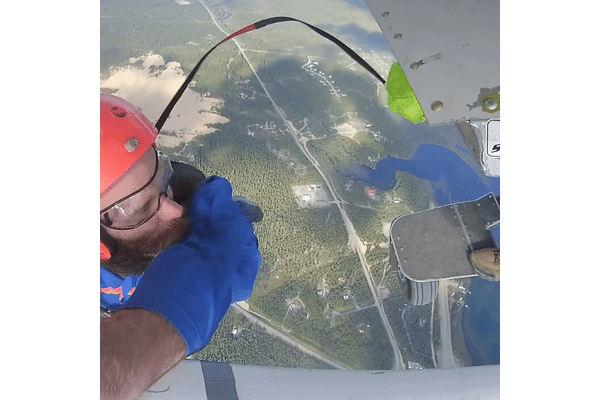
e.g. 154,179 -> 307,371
365,0 -> 500,176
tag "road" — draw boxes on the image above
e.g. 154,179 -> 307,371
199,0 -> 404,370
435,281 -> 457,368
280,104 -> 405,370
232,303 -> 351,370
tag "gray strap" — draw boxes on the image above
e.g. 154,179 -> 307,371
201,361 -> 239,400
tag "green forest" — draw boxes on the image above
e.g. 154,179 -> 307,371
157,42 -> 436,371
164,119 -> 396,369
102,0 -> 446,370
191,308 -> 335,369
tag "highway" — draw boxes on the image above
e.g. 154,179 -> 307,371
232,303 -> 351,370
199,0 -> 405,370
435,281 -> 457,368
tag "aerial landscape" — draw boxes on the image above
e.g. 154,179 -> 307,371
101,0 -> 499,371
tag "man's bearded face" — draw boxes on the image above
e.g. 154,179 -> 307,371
101,214 -> 189,277
100,146 -> 205,278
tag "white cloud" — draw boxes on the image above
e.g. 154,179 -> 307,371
101,53 -> 230,147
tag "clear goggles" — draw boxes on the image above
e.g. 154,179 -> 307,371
101,149 -> 174,230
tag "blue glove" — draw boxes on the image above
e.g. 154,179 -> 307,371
120,176 -> 261,356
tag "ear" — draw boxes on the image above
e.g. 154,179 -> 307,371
100,241 -> 112,261
100,226 -> 118,262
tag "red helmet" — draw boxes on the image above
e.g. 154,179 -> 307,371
100,94 -> 158,260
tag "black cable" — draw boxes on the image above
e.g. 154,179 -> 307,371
155,16 -> 386,133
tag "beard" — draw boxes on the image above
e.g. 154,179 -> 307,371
101,214 -> 189,278
100,160 -> 205,278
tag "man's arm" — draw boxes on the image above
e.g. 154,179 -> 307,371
100,177 -> 260,399
100,309 -> 186,400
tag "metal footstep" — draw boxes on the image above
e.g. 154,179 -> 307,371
389,193 -> 500,282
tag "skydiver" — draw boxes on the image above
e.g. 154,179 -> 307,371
100,94 -> 262,400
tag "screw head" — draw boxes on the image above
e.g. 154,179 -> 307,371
481,93 -> 500,113
124,137 -> 139,153
382,11 -> 390,17
431,101 -> 444,111
484,99 -> 498,110
394,33 -> 402,39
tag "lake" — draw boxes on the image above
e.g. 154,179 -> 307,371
340,143 -> 500,366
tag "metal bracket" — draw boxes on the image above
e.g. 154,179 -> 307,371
389,193 -> 499,281
456,119 -> 500,177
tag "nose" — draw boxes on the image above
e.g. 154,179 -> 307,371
157,195 -> 184,222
